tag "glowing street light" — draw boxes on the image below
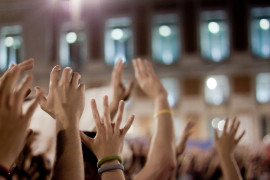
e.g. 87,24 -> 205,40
5,37 -> 14,47
259,18 -> 270,30
159,25 -> 171,37
111,28 -> 124,40
66,32 -> 77,44
208,22 -> 220,34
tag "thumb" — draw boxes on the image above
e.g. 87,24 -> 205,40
80,131 -> 94,150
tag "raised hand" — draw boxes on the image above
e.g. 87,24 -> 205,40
80,96 -> 134,160
214,117 -> 245,180
110,60 -> 134,120
0,66 -> 42,169
111,60 -> 134,103
132,58 -> 167,100
214,117 -> 245,156
36,66 -> 85,127
176,121 -> 195,157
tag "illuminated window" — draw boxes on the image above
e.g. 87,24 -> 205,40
104,17 -> 133,66
251,7 -> 270,58
0,25 -> 23,71
161,78 -> 179,107
200,11 -> 230,62
256,73 -> 270,103
152,14 -> 180,65
59,23 -> 87,68
205,75 -> 229,105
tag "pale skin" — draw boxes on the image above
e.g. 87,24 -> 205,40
214,117 -> 245,180
36,66 -> 85,180
80,95 -> 135,180
132,59 -> 176,180
110,59 -> 134,120
0,62 -> 42,180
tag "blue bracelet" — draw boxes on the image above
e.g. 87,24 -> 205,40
98,164 -> 124,175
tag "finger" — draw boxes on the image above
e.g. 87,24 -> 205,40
103,95 -> 111,131
24,88 -> 32,99
80,131 -> 94,149
121,115 -> 135,135
114,101 -> 125,131
78,83 -> 85,92
145,60 -> 155,76
235,130 -> 245,144
71,72 -> 81,87
124,80 -> 134,101
60,67 -> 72,85
214,128 -> 219,141
35,87 -> 48,110
222,117 -> 229,135
90,99 -> 102,130
232,121 -> 240,136
24,90 -> 43,122
18,58 -> 34,73
49,65 -> 61,87
137,58 -> 147,77
132,59 -> 143,79
229,117 -> 237,133
15,75 -> 33,108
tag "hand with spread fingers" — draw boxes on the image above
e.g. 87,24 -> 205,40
214,117 -> 245,180
80,96 -> 134,180
214,117 -> 245,156
132,58 -> 167,100
0,66 -> 43,169
110,60 -> 134,120
81,95 -> 134,160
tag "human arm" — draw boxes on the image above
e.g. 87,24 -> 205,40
80,96 -> 134,180
214,117 -> 245,180
36,66 -> 85,180
0,65 -> 42,178
132,59 -> 176,180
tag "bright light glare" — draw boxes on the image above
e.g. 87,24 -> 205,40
217,120 -> 225,131
208,22 -> 220,34
211,118 -> 220,128
159,25 -> 171,37
5,37 -> 14,47
206,77 -> 217,90
260,19 -> 270,30
111,28 -> 124,40
66,32 -> 77,44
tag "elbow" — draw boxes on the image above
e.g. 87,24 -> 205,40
159,154 -> 177,175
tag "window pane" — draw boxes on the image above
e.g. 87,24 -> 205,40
205,75 -> 229,105
200,11 -> 229,62
251,7 -> 270,58
0,25 -> 23,71
256,73 -> 270,103
59,23 -> 87,68
152,14 -> 180,65
161,77 -> 179,107
104,17 -> 133,66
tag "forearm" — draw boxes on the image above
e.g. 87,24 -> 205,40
146,95 -> 176,173
100,160 -> 125,180
52,121 -> 84,180
109,100 -> 118,121
218,153 -> 242,180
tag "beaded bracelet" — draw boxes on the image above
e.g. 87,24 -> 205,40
98,164 -> 124,175
97,155 -> 122,168
0,164 -> 11,180
154,109 -> 172,118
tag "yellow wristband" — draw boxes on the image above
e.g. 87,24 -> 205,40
154,109 -> 172,118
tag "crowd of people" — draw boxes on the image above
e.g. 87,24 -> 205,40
0,58 -> 266,180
